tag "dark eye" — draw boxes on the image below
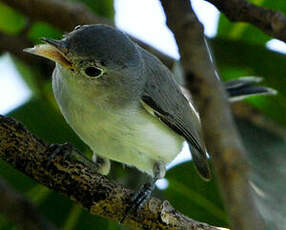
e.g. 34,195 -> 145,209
84,66 -> 104,78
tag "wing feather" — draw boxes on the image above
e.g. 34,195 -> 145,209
139,47 -> 210,179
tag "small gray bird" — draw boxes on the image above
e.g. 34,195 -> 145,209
24,24 -> 275,218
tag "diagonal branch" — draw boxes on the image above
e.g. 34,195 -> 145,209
1,0 -> 110,31
1,0 -> 285,47
0,178 -> 57,230
0,0 -> 174,68
205,0 -> 286,42
0,115 -> 226,230
0,31 -> 51,70
159,1 -> 265,230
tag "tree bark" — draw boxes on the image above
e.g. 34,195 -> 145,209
205,0 -> 286,41
160,1 -> 265,230
0,115 -> 226,230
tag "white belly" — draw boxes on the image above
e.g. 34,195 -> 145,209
52,68 -> 184,176
65,104 -> 183,175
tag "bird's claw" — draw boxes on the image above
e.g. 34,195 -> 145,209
46,142 -> 79,166
120,182 -> 153,223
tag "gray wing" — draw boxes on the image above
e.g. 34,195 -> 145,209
140,48 -> 211,180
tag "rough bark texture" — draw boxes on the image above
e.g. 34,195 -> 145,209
159,1 -> 265,230
0,115 -> 225,230
1,0 -> 285,72
0,0 -> 174,68
205,0 -> 286,41
0,0 -> 282,229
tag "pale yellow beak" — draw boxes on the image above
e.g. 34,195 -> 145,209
24,38 -> 73,69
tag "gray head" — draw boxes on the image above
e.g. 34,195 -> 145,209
63,25 -> 141,69
25,24 -> 144,84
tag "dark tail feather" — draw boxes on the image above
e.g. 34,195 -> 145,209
188,142 -> 211,181
224,77 -> 277,102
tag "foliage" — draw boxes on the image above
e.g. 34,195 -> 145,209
0,0 -> 285,229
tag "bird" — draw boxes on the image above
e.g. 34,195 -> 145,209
24,24 -> 275,220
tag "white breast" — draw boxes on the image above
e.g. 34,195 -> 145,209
52,66 -> 184,176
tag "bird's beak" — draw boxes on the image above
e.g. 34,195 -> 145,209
23,38 -> 73,69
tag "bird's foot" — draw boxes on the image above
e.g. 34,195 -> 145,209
47,142 -> 74,163
120,180 -> 155,224
45,143 -> 98,172
120,162 -> 164,223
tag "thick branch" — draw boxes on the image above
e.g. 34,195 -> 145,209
0,178 -> 56,230
0,115 -> 225,230
1,0 -> 110,31
160,1 -> 265,230
0,0 -> 174,68
205,0 -> 286,42
0,31 -> 51,70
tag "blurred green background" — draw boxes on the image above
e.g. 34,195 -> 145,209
0,0 -> 285,229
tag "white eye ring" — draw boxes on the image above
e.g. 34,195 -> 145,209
84,66 -> 104,78
74,25 -> 82,30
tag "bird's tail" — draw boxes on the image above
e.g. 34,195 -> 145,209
225,77 -> 277,102
188,142 -> 211,181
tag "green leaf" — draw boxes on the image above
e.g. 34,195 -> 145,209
164,162 -> 229,227
0,3 -> 26,34
217,0 -> 286,45
70,0 -> 114,19
27,22 -> 62,43
235,118 -> 286,230
211,37 -> 286,125
62,205 -> 82,230
37,191 -> 73,227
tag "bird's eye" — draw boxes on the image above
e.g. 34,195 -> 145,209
74,25 -> 81,30
84,66 -> 104,78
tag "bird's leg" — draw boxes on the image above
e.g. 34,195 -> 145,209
120,162 -> 165,223
92,154 -> 111,175
46,143 -> 99,173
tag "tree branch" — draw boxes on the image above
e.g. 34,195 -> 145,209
205,0 -> 286,42
232,102 -> 286,139
0,0 -> 174,68
0,115 -> 226,230
0,178 -> 57,230
159,1 -> 265,230
1,31 -> 281,142
0,31 -> 51,70
1,0 -> 110,31
0,32 -> 31,58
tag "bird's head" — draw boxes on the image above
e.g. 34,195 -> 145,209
24,24 -> 144,86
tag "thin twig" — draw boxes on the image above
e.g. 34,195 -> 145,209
159,1 -> 265,230
0,178 -> 57,230
0,0 -> 174,68
0,115 -> 226,230
205,0 -> 286,42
